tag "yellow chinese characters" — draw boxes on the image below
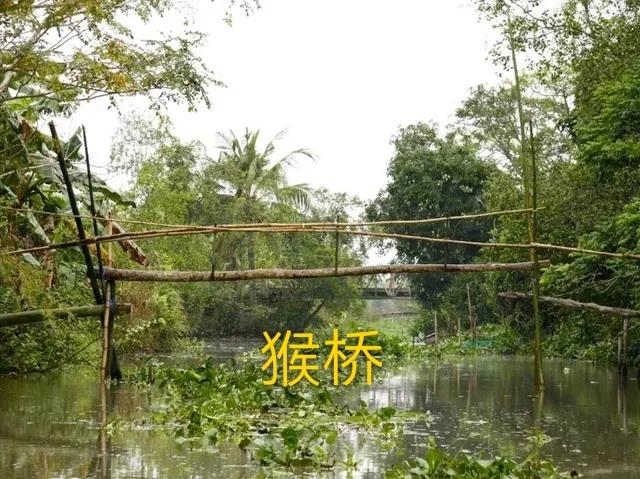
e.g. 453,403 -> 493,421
261,328 -> 382,386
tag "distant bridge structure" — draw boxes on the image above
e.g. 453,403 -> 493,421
361,274 -> 412,299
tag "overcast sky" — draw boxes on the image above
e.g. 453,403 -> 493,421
58,0 -> 499,203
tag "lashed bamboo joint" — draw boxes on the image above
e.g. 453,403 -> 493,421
102,260 -> 550,283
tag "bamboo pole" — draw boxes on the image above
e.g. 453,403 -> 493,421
83,125 -> 104,285
528,120 -> 544,388
102,260 -> 550,283
508,17 -> 544,388
0,204 -> 538,230
621,317 -> 629,378
617,335 -> 622,368
0,304 -> 132,328
466,284 -> 476,345
100,213 -> 113,382
100,283 -> 111,381
498,292 -> 640,317
107,280 -> 122,381
434,312 -> 438,346
49,121 -> 102,304
4,225 -> 534,256
9,224 -> 640,264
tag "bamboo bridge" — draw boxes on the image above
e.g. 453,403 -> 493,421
2,121 -> 640,384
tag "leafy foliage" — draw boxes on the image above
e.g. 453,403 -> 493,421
141,357 -> 408,470
109,116 -> 364,336
367,123 -> 496,308
0,0 -> 237,110
386,435 -> 565,479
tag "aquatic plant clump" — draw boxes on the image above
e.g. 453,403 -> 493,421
138,344 -> 569,477
144,358 -> 411,470
386,449 -> 568,479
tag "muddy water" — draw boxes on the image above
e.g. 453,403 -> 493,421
0,344 -> 638,478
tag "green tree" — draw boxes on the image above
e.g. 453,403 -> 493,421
0,0 -> 260,110
456,78 -> 573,176
367,123 -> 496,308
209,128 -> 315,270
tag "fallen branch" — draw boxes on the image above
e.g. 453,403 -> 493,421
498,292 -> 640,318
102,261 -> 550,283
107,218 -> 149,266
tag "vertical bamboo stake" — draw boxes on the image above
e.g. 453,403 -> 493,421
617,334 -> 622,371
107,280 -> 122,381
457,314 -> 462,347
82,125 -> 104,284
434,311 -> 438,346
466,283 -> 476,345
528,120 -> 544,388
509,18 -> 544,388
100,212 -> 112,382
49,121 -> 102,304
621,317 -> 629,378
99,381 -> 108,476
334,215 -> 340,272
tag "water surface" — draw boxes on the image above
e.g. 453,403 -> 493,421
0,344 -> 638,478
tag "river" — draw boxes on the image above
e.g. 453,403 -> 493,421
0,342 -> 638,478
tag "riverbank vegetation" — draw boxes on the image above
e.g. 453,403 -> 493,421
1,0 -> 639,475
3,0 -> 640,372
366,0 -> 640,369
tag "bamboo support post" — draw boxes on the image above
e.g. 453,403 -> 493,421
48,121 -> 102,304
620,317 -> 629,378
83,125 -> 104,284
528,119 -> 544,388
434,312 -> 438,346
107,280 -> 122,381
102,260 -> 550,283
0,304 -> 132,328
508,17 -> 544,387
100,213 -> 113,382
334,216 -> 340,272
466,283 -> 476,345
617,335 -> 622,369
100,283 -> 111,382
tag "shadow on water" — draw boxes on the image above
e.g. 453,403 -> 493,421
0,346 -> 639,478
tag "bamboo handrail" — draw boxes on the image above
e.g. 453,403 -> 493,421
1,225 -> 532,256
5,224 -> 640,262
0,204 -> 538,230
102,260 -> 551,283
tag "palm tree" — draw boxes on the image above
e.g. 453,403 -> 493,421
213,128 -> 315,270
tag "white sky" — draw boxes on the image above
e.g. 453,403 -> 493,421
56,0 -> 499,205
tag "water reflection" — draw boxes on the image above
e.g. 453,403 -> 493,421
363,357 -> 640,478
0,351 -> 639,478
